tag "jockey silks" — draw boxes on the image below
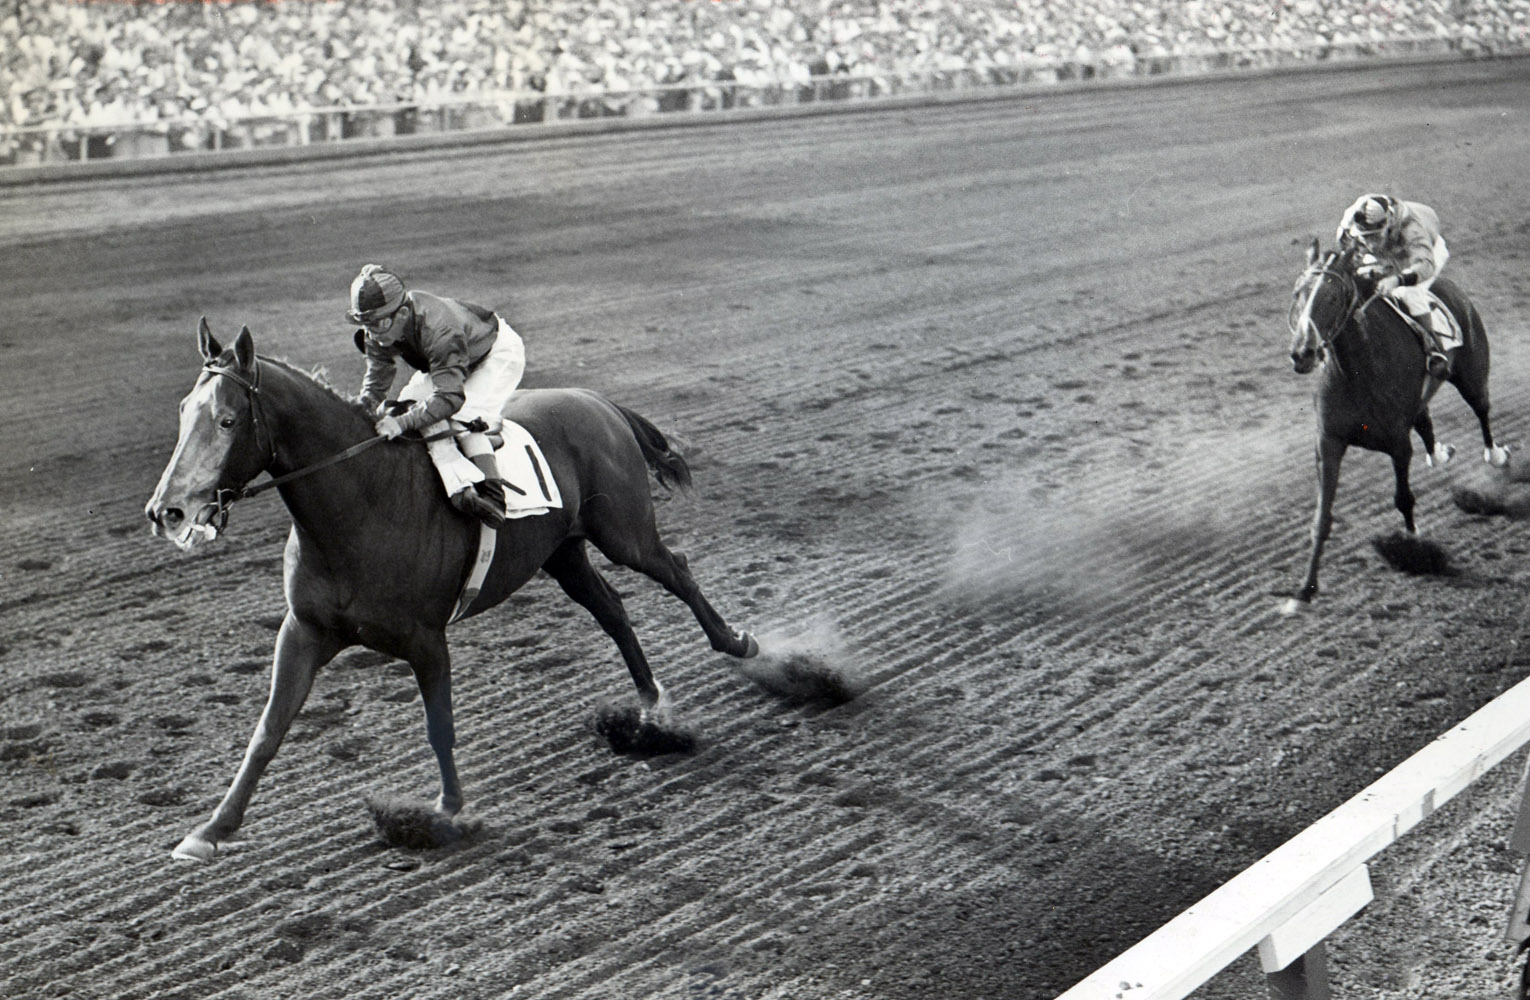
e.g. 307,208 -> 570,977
359,289 -> 503,430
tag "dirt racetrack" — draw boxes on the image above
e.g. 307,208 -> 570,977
6,59 -> 1530,1000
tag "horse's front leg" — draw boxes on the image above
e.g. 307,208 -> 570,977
1391,448 -> 1417,534
408,631 -> 463,817
173,613 -> 343,861
1289,434 -> 1346,610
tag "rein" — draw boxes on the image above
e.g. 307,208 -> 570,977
202,360 -> 459,527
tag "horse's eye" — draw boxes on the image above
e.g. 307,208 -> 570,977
219,416 -> 236,429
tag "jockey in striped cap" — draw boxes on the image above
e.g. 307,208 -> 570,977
1336,193 -> 1457,379
349,264 -> 527,527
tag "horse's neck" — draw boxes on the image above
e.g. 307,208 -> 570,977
260,365 -> 443,551
1328,312 -> 1417,390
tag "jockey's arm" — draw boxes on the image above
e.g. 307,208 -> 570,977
359,339 -> 398,410
395,332 -> 471,432
1397,232 -> 1447,286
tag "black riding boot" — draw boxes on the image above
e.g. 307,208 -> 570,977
449,453 -> 506,528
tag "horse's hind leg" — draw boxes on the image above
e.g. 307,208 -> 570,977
1413,412 -> 1454,468
1452,365 -> 1509,466
543,538 -> 667,709
591,521 -> 758,659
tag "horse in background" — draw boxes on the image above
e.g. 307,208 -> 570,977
1283,239 -> 1506,611
146,320 -> 759,861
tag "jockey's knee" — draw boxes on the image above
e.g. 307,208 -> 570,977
459,432 -> 493,458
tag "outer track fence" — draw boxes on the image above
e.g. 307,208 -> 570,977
3,33 -> 1526,169
1056,672 -> 1530,1000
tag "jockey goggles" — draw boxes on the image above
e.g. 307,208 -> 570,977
353,307 -> 401,334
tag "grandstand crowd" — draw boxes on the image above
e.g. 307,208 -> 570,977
4,0 -> 1529,162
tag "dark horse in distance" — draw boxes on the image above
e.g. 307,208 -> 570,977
146,320 -> 759,861
1283,239 -> 1506,612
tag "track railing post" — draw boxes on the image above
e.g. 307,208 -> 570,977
1265,943 -> 1331,1000
1503,756 -> 1530,947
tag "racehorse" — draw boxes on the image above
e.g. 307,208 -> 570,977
146,320 -> 759,861
1284,239 -> 1506,610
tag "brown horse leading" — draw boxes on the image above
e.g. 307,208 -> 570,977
145,320 -> 758,861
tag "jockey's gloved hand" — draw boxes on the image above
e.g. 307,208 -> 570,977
375,415 -> 406,439
1375,274 -> 1402,294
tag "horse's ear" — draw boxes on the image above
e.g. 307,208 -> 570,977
1307,238 -> 1321,265
197,316 -> 221,362
233,325 -> 256,371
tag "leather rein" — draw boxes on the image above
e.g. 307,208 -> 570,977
201,359 -> 456,530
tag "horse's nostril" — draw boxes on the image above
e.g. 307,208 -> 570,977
162,508 -> 184,528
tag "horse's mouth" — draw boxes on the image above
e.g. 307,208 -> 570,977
153,502 -> 223,551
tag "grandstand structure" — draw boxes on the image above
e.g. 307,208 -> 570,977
3,0 -> 1529,167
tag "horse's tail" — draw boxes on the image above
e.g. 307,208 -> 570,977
614,403 -> 693,491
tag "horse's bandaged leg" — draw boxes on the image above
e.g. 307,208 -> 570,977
420,421 -> 483,496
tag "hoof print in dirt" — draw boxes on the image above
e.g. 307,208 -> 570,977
591,703 -> 698,758
1371,532 -> 1453,577
364,794 -> 479,851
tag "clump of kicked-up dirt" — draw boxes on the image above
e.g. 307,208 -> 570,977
739,621 -> 868,708
1370,531 -> 1454,577
591,701 -> 700,757
364,794 -> 481,850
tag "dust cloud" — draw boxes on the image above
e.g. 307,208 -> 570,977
940,433 -> 1302,607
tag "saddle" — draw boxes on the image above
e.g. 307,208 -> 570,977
1376,294 -> 1463,354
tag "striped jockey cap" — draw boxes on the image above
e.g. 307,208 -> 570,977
347,264 -> 405,323
1352,195 -> 1394,234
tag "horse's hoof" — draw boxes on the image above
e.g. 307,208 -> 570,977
1425,443 -> 1455,468
171,833 -> 217,862
737,631 -> 760,659
1487,445 -> 1510,468
1279,597 -> 1306,617
640,683 -> 673,724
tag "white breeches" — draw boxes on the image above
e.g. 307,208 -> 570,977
398,317 -> 526,430
400,318 -> 526,495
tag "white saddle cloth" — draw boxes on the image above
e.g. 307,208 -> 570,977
427,420 -> 562,519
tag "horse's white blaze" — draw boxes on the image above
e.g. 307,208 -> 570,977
149,376 -> 236,546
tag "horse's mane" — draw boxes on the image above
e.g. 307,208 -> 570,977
218,350 -> 375,422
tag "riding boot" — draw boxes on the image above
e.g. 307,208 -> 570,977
448,452 -> 506,528
1424,307 -> 1458,380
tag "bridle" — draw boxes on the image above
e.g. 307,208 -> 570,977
1289,255 -> 1364,362
200,358 -> 385,531
198,357 -> 468,531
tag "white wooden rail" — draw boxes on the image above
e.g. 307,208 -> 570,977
1057,672 -> 1530,1000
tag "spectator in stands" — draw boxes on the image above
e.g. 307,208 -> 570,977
4,0 -> 1530,161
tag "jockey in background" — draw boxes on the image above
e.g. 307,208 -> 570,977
1335,193 -> 1458,379
349,264 -> 526,527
